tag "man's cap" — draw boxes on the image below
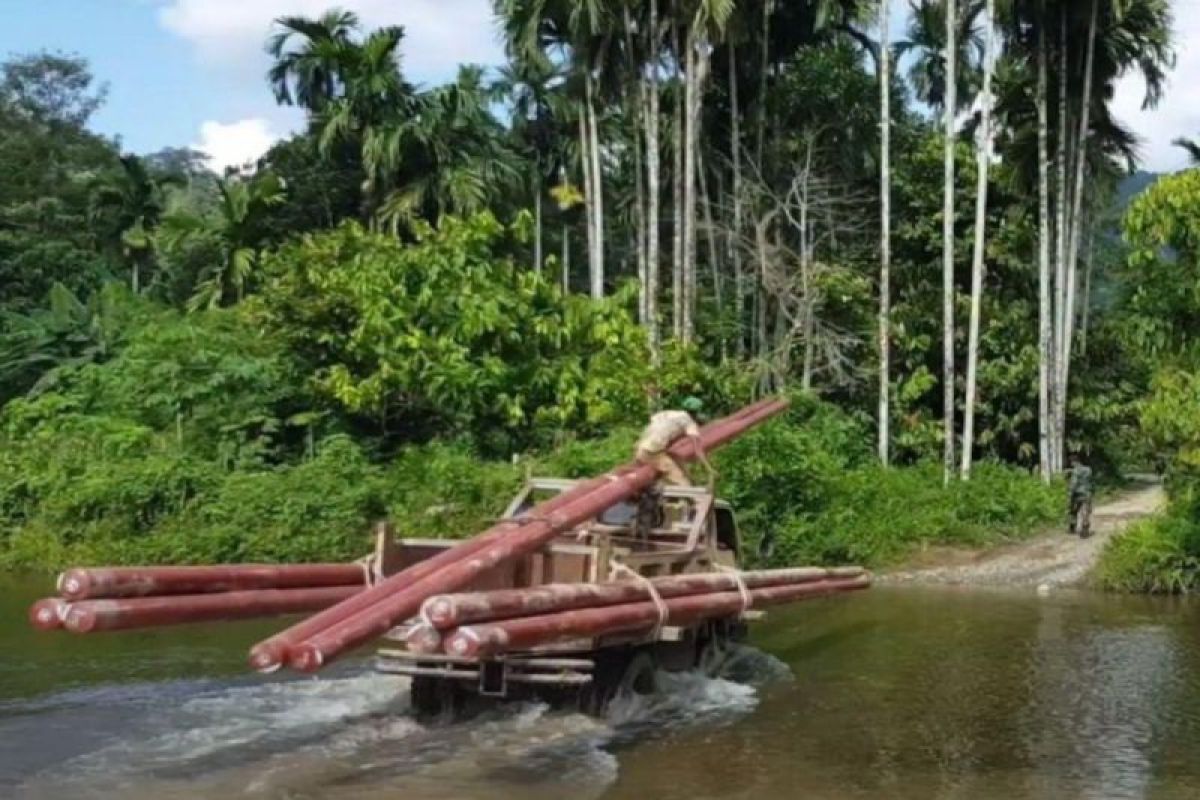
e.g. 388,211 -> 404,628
681,396 -> 703,413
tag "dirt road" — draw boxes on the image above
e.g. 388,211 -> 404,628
882,478 -> 1165,589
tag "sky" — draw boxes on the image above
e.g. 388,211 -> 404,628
0,0 -> 1196,173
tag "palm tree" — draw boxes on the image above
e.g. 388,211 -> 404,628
897,0 -> 984,110
161,172 -> 285,309
900,0 -> 984,482
960,0 -> 996,478
266,9 -> 360,113
492,56 -> 563,272
1036,0 -> 1053,481
374,66 -> 521,230
267,13 -> 416,222
1023,0 -> 1170,469
313,24 -> 416,179
1173,137 -> 1200,165
89,155 -> 180,294
943,0 -> 958,484
493,0 -> 619,300
990,0 -> 1169,475
687,2 -> 737,338
646,0 -> 665,362
878,0 -> 892,466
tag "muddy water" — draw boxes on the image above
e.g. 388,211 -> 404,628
3,577 -> 1200,799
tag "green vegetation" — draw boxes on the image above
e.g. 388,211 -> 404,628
0,5 -> 1184,582
1096,511 -> 1200,594
0,367 -> 1056,570
1097,169 -> 1200,592
718,401 -> 1061,566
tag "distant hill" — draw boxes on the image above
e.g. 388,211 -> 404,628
1116,171 -> 1161,210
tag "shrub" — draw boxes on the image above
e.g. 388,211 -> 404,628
761,462 -> 1058,567
382,441 -> 524,539
0,404 -> 221,550
174,436 -> 387,564
1096,512 -> 1200,594
253,216 -> 653,453
0,388 -> 1063,573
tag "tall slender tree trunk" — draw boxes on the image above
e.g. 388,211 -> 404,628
1060,0 -> 1099,455
1052,7 -> 1069,474
585,73 -> 605,299
755,0 -> 772,365
699,148 -> 725,359
1080,219 -> 1097,355
682,30 -> 709,345
632,109 -> 648,323
800,137 -> 815,392
672,23 -> 685,341
878,0 -> 892,466
624,5 -> 647,324
729,41 -> 745,359
1036,8 -> 1053,482
533,168 -> 543,273
756,0 -> 772,167
646,0 -> 662,365
682,35 -> 697,344
561,225 -> 570,293
961,0 -> 996,479
754,212 -> 772,375
942,0 -> 958,484
578,111 -> 595,294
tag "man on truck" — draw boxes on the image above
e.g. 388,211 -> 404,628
634,397 -> 716,487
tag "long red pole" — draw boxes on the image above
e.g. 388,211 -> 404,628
420,567 -> 863,630
57,564 -> 366,601
29,598 -> 68,630
60,585 -> 361,633
284,399 -> 789,672
443,576 -> 872,659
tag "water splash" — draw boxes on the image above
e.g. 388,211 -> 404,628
12,646 -> 791,800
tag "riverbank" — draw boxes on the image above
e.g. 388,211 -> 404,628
882,477 -> 1165,589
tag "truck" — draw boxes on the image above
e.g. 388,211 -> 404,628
372,477 -> 750,716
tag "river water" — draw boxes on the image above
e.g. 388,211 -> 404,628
3,577 -> 1200,799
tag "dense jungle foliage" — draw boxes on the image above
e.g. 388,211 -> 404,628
1097,170 -> 1200,592
0,2 -> 1193,588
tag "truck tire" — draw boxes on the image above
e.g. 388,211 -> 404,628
616,651 -> 659,697
696,636 -> 727,676
409,676 -> 464,719
581,648 -> 658,715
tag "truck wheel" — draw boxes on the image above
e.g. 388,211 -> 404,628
615,651 -> 659,698
696,636 -> 728,677
409,676 -> 463,719
582,649 -> 658,715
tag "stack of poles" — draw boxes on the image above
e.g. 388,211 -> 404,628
406,567 -> 871,657
251,397 -> 790,674
28,564 -> 367,633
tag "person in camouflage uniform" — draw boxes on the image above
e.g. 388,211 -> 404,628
1067,453 -> 1094,538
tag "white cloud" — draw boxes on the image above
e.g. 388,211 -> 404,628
157,0 -> 502,85
1113,3 -> 1200,173
192,117 -> 281,171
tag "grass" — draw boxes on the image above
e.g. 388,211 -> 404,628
1096,511 -> 1200,593
763,462 -> 1062,568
